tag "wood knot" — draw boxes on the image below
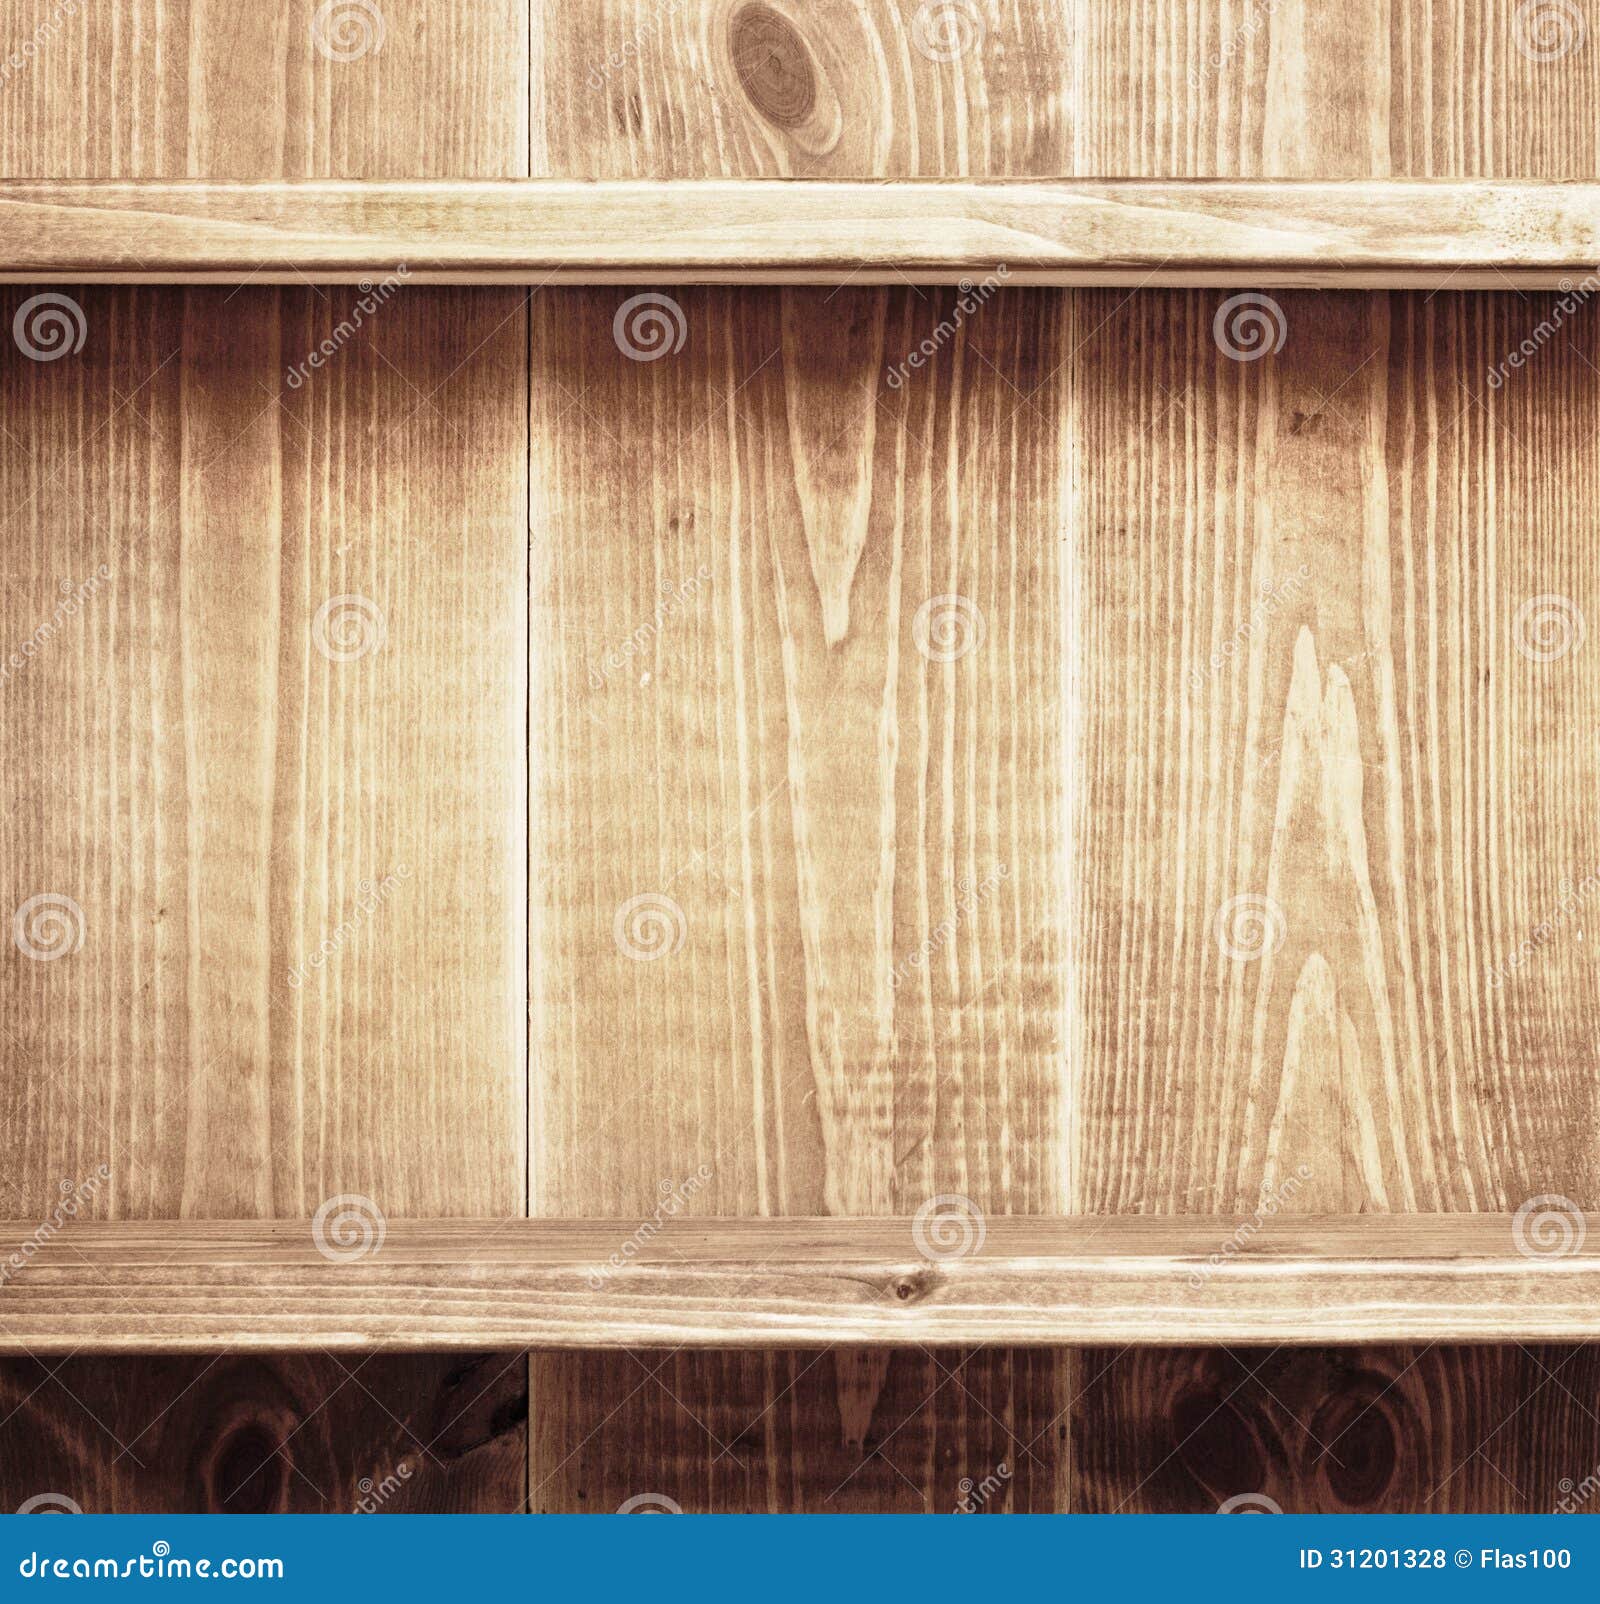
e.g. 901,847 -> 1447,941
889,1267 -> 938,1304
729,3 -> 816,127
200,1420 -> 289,1513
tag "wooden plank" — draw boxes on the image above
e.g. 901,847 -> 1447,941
1071,285 -> 1600,1217
0,0 -> 529,180
0,1353 -> 526,1513
0,1217 -> 1596,1352
0,0 -> 529,1517
2,178 -> 1599,285
527,277 -> 1072,1504
528,1 -> 1082,1514
1073,1345 -> 1600,1514
1064,2 -> 1600,1521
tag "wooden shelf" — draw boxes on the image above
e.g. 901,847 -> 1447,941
0,179 -> 1596,286
1,1216 -> 1594,1353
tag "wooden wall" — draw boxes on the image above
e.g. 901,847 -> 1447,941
0,0 -> 1596,1512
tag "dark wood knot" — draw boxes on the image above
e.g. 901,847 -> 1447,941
729,3 -> 816,128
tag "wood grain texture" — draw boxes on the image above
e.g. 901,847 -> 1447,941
527,0 -> 1090,1521
523,0 -> 1600,1512
1074,1345 -> 1600,1514
1076,0 -> 1600,181
0,0 -> 529,1515
0,288 -> 527,1215
5,178 -> 1599,286
0,1352 -> 526,1513
1062,0 -> 1600,1521
1,1217 -> 1597,1352
0,0 -> 529,180
529,276 -> 1070,1503
0,275 -> 529,1498
1070,285 -> 1600,1216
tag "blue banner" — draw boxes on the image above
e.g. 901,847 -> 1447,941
0,1515 -> 1591,1600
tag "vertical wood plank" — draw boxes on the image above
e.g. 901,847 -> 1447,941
0,1353 -> 526,1514
1074,1346 -> 1600,1515
1067,0 -> 1600,1511
0,0 -> 529,1513
528,278 -> 1071,1510
530,0 -> 1080,1517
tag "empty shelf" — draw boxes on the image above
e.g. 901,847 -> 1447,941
0,179 -> 1597,286
0,1215 -> 1594,1352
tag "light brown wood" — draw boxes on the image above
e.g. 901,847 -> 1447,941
3,178 -> 1599,284
5,0 -> 1600,1518
0,0 -> 530,1515
528,278 -> 1072,1503
0,1217 -> 1595,1352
